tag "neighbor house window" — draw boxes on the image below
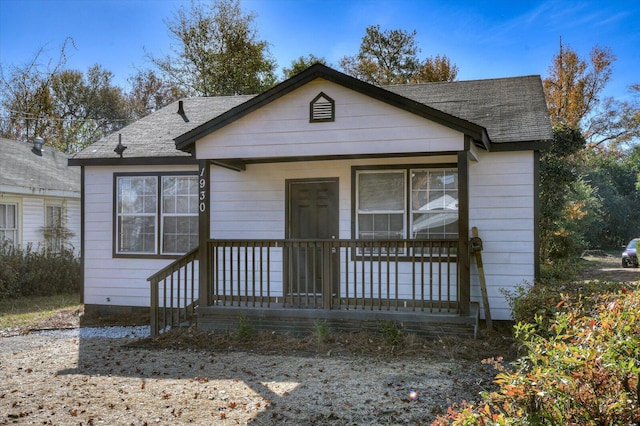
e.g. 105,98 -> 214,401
355,167 -> 458,242
44,203 -> 64,252
115,173 -> 198,256
0,203 -> 18,246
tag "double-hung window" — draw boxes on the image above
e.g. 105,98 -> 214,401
0,203 -> 18,246
115,173 -> 198,256
44,203 -> 64,252
355,166 -> 459,251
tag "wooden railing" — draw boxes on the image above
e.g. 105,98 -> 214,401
148,247 -> 199,336
209,239 -> 461,314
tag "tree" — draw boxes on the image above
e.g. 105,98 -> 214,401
539,124 -> 588,259
151,0 -> 277,96
127,69 -> 185,120
47,65 -> 128,153
411,54 -> 458,83
543,43 -> 614,131
0,43 -> 69,143
282,54 -> 327,79
340,25 -> 458,85
339,25 -> 420,85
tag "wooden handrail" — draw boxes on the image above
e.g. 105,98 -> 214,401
148,246 -> 200,336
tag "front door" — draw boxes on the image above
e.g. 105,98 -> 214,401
286,179 -> 339,307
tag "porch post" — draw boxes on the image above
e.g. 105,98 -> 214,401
198,160 -> 212,307
458,147 -> 471,315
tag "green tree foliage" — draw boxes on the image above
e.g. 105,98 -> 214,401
282,54 -> 327,79
0,41 -> 132,153
539,125 -> 588,259
151,0 -> 277,96
339,25 -> 458,85
583,146 -> 640,247
48,66 -> 129,153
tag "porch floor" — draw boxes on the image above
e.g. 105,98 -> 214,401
195,302 -> 479,338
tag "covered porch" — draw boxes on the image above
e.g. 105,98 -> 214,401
149,236 -> 477,337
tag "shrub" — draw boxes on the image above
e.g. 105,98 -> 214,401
234,314 -> 255,341
503,276 -> 627,328
312,319 -> 331,342
378,320 -> 403,346
433,287 -> 640,425
0,242 -> 80,300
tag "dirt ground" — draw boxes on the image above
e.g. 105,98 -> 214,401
1,255 -> 637,425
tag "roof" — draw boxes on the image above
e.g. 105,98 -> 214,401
70,96 -> 252,164
385,75 -> 553,145
0,138 -> 80,194
70,64 -> 552,165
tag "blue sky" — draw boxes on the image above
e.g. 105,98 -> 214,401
1,0 -> 638,101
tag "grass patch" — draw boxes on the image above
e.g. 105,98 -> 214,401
0,293 -> 82,332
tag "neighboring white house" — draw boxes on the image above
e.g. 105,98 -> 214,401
69,65 -> 552,330
0,138 -> 81,255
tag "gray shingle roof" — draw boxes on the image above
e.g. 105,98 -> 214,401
385,75 -> 552,144
70,71 -> 551,162
71,96 -> 253,161
0,138 -> 80,193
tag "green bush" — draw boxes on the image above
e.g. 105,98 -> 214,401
0,241 -> 80,300
503,273 -> 627,328
434,287 -> 640,425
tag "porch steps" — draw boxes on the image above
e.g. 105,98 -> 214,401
195,302 -> 479,339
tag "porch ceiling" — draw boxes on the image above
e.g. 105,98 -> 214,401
205,150 -> 463,172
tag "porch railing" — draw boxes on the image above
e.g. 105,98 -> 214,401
148,247 -> 199,336
209,239 -> 461,313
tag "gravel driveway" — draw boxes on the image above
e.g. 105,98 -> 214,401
0,328 -> 498,425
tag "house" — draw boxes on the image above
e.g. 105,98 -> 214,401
69,64 -> 552,335
0,137 -> 81,254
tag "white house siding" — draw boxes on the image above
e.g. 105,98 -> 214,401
469,151 -> 535,320
210,156 -> 460,306
82,164 -> 197,308
1,194 -> 81,255
196,78 -> 464,160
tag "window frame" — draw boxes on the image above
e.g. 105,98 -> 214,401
351,164 -> 459,259
0,201 -> 19,247
113,171 -> 198,259
44,201 -> 64,253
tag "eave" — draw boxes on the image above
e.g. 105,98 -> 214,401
174,64 -> 490,152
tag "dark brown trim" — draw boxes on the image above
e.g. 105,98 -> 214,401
457,148 -> 470,315
112,171 -> 198,259
69,156 -> 197,167
350,163 -> 460,253
198,160 -> 211,306
175,64 -> 488,151
489,140 -> 551,152
533,150 -> 541,282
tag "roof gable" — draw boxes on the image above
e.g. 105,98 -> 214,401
174,64 -> 488,151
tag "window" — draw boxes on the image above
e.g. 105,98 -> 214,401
115,173 -> 198,256
0,203 -> 18,246
355,167 -> 458,242
44,203 -> 64,252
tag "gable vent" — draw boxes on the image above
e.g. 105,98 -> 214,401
309,92 -> 335,122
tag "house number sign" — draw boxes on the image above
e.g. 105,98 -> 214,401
199,165 -> 207,213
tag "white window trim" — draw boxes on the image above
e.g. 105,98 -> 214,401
0,199 -> 20,247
